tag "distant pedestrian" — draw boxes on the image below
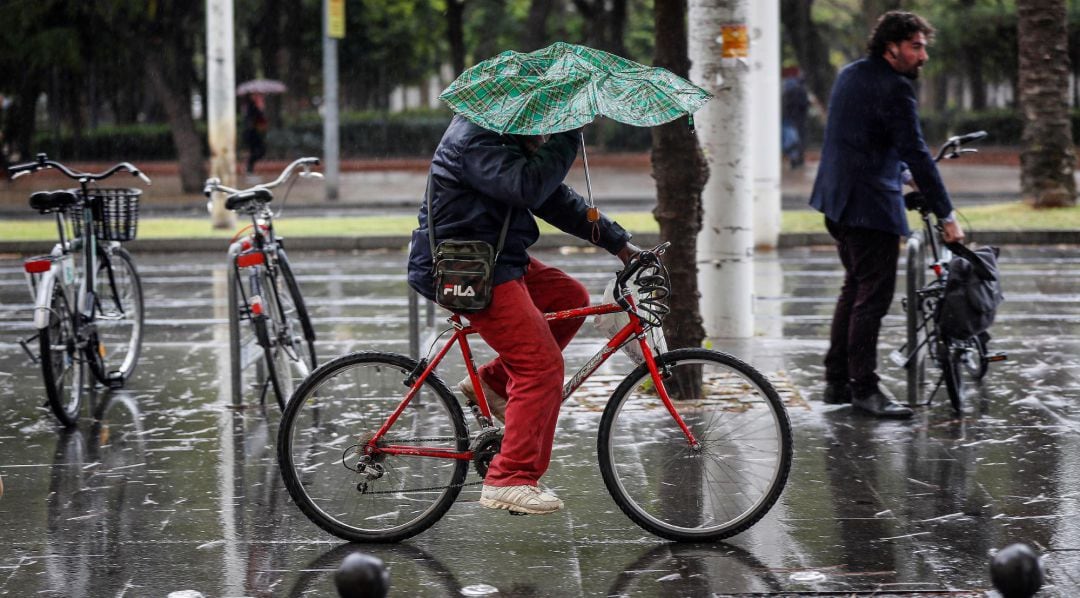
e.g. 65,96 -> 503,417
242,93 -> 268,175
781,67 -> 809,169
810,10 -> 964,418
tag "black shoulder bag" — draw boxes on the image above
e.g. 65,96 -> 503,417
426,176 -> 511,312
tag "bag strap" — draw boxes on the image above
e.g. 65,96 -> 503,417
426,174 -> 512,257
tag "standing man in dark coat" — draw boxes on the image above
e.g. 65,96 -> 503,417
809,11 -> 964,418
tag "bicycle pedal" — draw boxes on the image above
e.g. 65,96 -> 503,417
988,352 -> 1008,362
105,371 -> 125,389
508,511 -> 528,517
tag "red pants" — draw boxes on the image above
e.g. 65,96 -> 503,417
467,257 -> 589,487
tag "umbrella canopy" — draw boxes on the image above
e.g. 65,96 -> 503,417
236,79 -> 287,95
439,42 -> 711,135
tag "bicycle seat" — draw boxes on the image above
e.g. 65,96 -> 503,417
225,188 -> 273,211
29,191 -> 79,213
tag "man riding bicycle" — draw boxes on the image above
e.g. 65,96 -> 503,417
408,115 -> 639,514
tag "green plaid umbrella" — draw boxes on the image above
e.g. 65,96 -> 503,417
439,42 -> 711,135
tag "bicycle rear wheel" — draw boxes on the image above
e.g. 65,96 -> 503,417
94,246 -> 144,383
597,348 -> 792,542
277,352 -> 469,542
39,286 -> 89,426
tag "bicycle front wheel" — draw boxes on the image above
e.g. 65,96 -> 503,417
961,334 -> 989,381
94,246 -> 144,382
39,286 -> 89,426
598,348 -> 793,542
277,352 -> 469,543
261,254 -> 316,411
940,339 -> 965,414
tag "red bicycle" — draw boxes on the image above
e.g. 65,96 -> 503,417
277,243 -> 793,542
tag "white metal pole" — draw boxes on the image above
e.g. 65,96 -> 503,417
690,0 -> 754,338
323,0 -> 340,201
749,0 -> 781,248
206,0 -> 237,229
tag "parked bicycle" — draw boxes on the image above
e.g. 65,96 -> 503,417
203,158 -> 321,411
895,132 -> 1007,412
277,243 -> 793,543
9,153 -> 149,426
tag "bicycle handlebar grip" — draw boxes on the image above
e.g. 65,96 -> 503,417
957,130 -> 988,144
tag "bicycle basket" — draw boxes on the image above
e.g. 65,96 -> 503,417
68,188 -> 141,242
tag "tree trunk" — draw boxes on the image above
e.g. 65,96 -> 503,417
446,0 -> 466,76
779,0 -> 836,110
523,0 -> 556,51
651,0 -> 707,351
145,52 -> 206,192
1018,0 -> 1076,207
571,0 -> 628,55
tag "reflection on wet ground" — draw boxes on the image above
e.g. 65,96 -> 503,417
0,245 -> 1077,596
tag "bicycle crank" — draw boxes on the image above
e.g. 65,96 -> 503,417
470,428 -> 503,479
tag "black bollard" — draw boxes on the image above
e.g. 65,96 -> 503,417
990,543 -> 1044,598
335,551 -> 390,598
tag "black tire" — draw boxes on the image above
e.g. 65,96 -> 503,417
260,252 -> 317,412
940,339 -> 965,414
961,334 -> 989,381
277,352 -> 469,542
39,286 -> 88,427
597,348 -> 793,542
276,249 -> 317,358
93,246 -> 144,383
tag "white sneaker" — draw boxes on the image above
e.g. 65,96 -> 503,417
458,377 -> 507,423
479,484 -> 563,514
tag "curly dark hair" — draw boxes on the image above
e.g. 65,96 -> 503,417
866,11 -> 934,57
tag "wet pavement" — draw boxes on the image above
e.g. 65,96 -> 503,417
1,245 -> 1078,596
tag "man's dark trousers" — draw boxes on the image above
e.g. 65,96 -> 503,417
824,218 -> 900,397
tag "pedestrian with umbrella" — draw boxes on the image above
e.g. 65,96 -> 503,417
407,42 -> 709,515
237,79 -> 285,176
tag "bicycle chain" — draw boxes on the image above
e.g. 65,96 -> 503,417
350,435 -> 484,495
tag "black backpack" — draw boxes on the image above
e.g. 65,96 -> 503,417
938,245 -> 1004,341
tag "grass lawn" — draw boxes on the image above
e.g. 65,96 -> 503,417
2,202 -> 1077,241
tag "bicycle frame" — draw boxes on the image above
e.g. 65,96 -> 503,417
366,301 -> 700,462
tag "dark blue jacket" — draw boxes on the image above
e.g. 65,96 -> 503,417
809,55 -> 952,236
407,116 -> 631,300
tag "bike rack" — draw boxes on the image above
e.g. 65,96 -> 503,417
905,232 -> 927,407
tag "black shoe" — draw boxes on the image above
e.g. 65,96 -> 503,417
822,381 -> 851,404
852,390 -> 913,419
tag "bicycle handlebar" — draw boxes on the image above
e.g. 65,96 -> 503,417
933,130 -> 987,162
203,156 -> 322,197
7,153 -> 152,185
614,242 -> 672,327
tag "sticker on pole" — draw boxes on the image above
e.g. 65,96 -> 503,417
720,23 -> 749,67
